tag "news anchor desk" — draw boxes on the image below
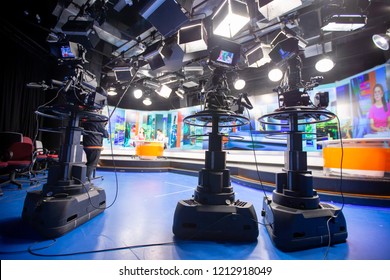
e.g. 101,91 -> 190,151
134,140 -> 164,159
321,137 -> 390,178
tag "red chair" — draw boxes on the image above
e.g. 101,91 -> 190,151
0,141 -> 34,189
31,140 -> 59,175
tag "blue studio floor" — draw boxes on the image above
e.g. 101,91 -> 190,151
1,170 -> 390,260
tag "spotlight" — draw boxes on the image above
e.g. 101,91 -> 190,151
321,14 -> 367,32
268,68 -> 283,81
143,97 -> 152,106
372,29 -> 390,51
107,87 -> 117,96
212,0 -> 250,38
233,76 -> 246,90
133,88 -> 143,99
178,19 -> 208,53
315,57 -> 334,72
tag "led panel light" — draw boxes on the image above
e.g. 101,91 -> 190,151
143,42 -> 166,70
212,0 -> 250,38
245,44 -> 264,67
113,66 -> 136,82
321,14 -> 367,32
178,20 -> 208,53
258,0 -> 302,21
183,65 -> 204,75
139,0 -> 189,38
156,84 -> 172,98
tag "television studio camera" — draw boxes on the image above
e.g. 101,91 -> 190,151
22,41 -> 109,238
258,37 -> 348,251
172,37 -> 259,242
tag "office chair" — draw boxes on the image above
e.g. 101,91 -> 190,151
0,141 -> 34,189
31,140 -> 59,176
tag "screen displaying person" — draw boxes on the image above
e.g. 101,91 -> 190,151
136,127 -> 146,140
156,128 -> 167,149
368,84 -> 390,133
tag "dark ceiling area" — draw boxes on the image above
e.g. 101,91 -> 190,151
2,0 -> 390,111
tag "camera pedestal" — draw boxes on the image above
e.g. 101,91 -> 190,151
22,107 -> 108,238
173,112 -> 259,242
259,107 -> 348,251
22,183 -> 106,238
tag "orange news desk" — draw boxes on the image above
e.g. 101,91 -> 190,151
134,140 -> 164,159
321,137 -> 390,178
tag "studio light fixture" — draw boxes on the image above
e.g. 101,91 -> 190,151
61,19 -> 100,48
158,73 -> 180,85
156,84 -> 172,98
246,43 -> 272,68
175,87 -> 185,99
258,0 -> 302,21
183,65 -> 204,75
315,56 -> 335,73
133,88 -> 143,99
372,29 -> 390,51
212,0 -> 250,38
233,75 -> 246,90
143,79 -> 160,90
143,41 -> 172,71
245,43 -> 263,67
268,68 -> 283,82
113,66 -> 135,82
321,14 -> 367,32
314,37 -> 335,73
178,19 -> 208,53
270,29 -> 307,52
139,0 -> 189,38
143,97 -> 152,106
107,87 -> 118,96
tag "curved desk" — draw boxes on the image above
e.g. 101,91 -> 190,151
321,138 -> 390,178
134,140 -> 164,159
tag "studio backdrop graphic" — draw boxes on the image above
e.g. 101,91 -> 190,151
101,63 -> 390,153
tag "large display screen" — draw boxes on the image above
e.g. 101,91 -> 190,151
102,63 -> 389,153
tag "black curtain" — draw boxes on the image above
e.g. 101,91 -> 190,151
0,20 -> 53,141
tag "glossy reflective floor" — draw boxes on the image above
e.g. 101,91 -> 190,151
1,171 -> 390,260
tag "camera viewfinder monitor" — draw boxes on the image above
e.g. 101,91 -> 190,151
49,41 -> 81,60
61,45 -> 76,58
208,36 -> 241,68
216,50 -> 235,65
60,42 -> 80,60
